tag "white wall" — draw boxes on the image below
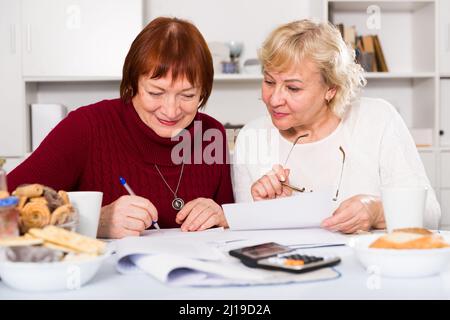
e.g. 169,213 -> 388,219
36,82 -> 120,112
35,0 -> 320,125
143,0 -> 319,125
145,0 -> 315,65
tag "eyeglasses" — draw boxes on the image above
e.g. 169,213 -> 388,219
282,134 -> 346,202
333,146 -> 346,201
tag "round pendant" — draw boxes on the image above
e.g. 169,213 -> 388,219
172,197 -> 184,210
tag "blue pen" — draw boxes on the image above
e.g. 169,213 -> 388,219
119,177 -> 160,230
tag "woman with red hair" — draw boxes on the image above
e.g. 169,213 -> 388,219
8,17 -> 234,238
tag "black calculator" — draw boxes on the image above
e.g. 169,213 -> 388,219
229,242 -> 341,274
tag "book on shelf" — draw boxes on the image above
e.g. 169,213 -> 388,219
335,23 -> 388,73
344,26 -> 356,47
355,36 -> 364,53
336,23 -> 356,47
362,35 -> 377,72
372,34 -> 388,72
336,23 -> 344,38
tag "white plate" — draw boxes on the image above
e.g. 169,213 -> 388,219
348,234 -> 450,278
0,249 -> 112,292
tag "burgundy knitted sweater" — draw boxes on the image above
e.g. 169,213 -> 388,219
7,99 -> 234,228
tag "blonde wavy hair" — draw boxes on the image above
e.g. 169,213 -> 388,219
259,19 -> 366,117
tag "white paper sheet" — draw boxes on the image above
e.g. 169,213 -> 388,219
117,253 -> 340,287
216,228 -> 348,248
114,235 -> 225,262
140,227 -> 224,238
114,228 -> 346,286
223,191 -> 335,230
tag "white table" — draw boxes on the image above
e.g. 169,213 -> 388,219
1,229 -> 450,300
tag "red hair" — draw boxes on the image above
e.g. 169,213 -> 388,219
120,17 -> 213,108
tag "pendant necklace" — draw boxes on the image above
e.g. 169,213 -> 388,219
154,163 -> 185,210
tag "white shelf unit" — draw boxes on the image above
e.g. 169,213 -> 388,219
439,0 -> 450,229
326,0 -> 438,144
215,72 -> 435,81
325,0 -> 450,228
213,74 -> 263,81
326,0 -> 436,74
364,72 -> 435,78
326,0 -> 435,12
23,76 -> 123,82
23,74 -> 263,83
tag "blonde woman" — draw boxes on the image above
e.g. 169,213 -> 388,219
232,19 -> 440,233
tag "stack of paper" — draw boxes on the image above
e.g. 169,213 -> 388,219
117,253 -> 341,286
114,228 -> 346,287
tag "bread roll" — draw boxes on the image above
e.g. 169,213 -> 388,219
370,231 -> 449,249
392,228 -> 433,235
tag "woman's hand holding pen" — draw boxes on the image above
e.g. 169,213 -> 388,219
175,198 -> 228,232
251,164 -> 293,201
97,195 -> 158,239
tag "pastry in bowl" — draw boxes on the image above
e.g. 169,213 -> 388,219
370,228 -> 450,249
349,228 -> 450,277
392,227 -> 433,235
12,184 -> 78,234
0,226 -> 110,291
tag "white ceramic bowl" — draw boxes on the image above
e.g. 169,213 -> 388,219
349,234 -> 450,278
0,249 -> 111,292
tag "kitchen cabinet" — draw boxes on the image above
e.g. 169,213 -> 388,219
440,152 -> 450,227
441,151 -> 450,188
440,0 -> 450,75
0,0 -> 28,157
1,0 -> 143,157
441,79 -> 450,146
420,151 -> 437,188
440,190 -> 450,226
21,0 -> 143,78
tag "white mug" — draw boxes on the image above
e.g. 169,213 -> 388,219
67,191 -> 103,238
381,186 -> 427,233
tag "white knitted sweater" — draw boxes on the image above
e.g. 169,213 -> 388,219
232,97 -> 441,229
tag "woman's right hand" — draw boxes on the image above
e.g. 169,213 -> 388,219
97,195 -> 158,239
251,164 -> 293,201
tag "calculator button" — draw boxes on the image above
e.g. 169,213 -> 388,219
311,257 -> 324,262
301,257 -> 309,263
283,259 -> 304,266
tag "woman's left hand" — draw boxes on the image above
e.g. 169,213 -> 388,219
175,198 -> 228,232
321,194 -> 385,234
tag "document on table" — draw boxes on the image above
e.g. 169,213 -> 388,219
223,190 -> 336,230
140,227 -> 225,238
114,227 -> 345,287
117,253 -> 340,286
114,233 -> 226,262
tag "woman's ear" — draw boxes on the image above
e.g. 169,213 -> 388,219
325,87 -> 337,103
